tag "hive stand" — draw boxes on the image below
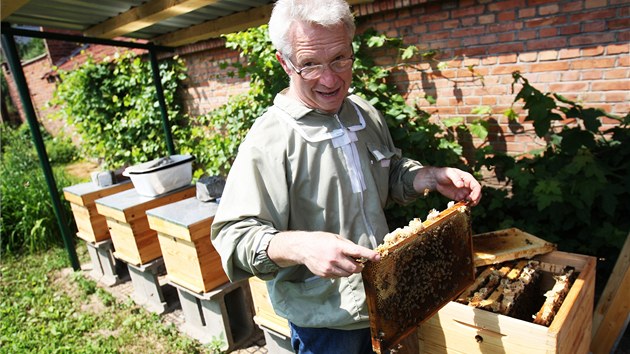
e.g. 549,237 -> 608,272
145,197 -> 256,350
95,185 -> 195,313
63,181 -> 134,286
127,257 -> 169,314
85,239 -> 128,286
171,280 -> 256,352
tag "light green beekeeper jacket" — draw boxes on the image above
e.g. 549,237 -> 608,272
210,90 -> 423,330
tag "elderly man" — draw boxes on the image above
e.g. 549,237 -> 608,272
211,0 -> 481,352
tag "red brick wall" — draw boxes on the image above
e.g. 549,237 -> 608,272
177,0 -> 629,157
350,0 -> 629,154
1,54 -> 65,135
6,0 -> 628,158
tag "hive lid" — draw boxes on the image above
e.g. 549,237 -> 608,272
362,201 -> 475,354
123,155 -> 194,175
472,228 -> 556,267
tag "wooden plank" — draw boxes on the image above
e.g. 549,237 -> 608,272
85,0 -> 221,38
591,232 -> 630,354
1,0 -> 29,20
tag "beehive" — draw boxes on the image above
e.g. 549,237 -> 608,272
146,197 -> 228,293
362,202 -> 475,354
248,276 -> 290,338
63,181 -> 134,243
418,249 -> 596,353
95,185 -> 195,265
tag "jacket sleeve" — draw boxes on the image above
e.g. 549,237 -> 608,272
210,117 -> 289,282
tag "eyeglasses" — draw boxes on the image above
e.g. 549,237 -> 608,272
283,54 -> 354,80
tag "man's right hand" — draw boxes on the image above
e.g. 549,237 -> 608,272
267,231 -> 381,278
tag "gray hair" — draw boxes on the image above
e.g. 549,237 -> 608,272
268,0 -> 356,58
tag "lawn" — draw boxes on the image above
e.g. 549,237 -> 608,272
0,246 -> 218,354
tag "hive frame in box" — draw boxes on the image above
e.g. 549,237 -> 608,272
418,250 -> 596,353
362,201 -> 475,354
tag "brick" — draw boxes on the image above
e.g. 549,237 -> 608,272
548,82 -> 590,93
606,43 -> 630,55
539,50 -> 558,61
581,70 -> 604,80
527,37 -> 568,51
584,0 -> 608,9
539,4 -> 560,15
582,46 -> 605,57
530,61 -> 570,72
498,10 -> 517,21
591,80 -> 630,91
603,68 -> 629,80
488,0 -> 527,12
558,48 -> 581,59
518,29 -> 538,40
608,18 -> 630,31
498,53 -> 519,64
569,8 -> 617,22
560,71 -> 580,81
479,14 -> 496,24
604,91 -> 630,102
518,7 -> 537,18
540,27 -> 558,37
558,24 -> 580,35
571,58 -> 617,70
519,52 -> 538,62
525,16 -> 567,28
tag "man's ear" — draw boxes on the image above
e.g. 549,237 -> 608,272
276,52 -> 292,76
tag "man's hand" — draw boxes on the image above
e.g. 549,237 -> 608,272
413,166 -> 482,205
267,231 -> 381,278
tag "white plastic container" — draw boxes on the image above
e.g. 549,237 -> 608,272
122,155 -> 194,197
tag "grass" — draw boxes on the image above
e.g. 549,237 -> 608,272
0,246 -> 219,354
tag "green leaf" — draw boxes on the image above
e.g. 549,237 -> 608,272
469,120 -> 489,140
471,105 -> 492,115
442,117 -> 464,128
533,179 -> 563,210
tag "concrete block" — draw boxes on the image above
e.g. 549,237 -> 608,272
195,175 -> 225,202
172,280 -> 257,352
85,239 -> 127,286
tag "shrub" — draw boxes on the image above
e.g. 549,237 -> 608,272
0,124 -> 79,255
50,52 -> 189,168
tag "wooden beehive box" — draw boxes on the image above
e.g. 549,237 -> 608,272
95,185 -> 195,265
418,249 -> 596,354
63,181 -> 134,243
248,277 -> 291,337
146,197 -> 228,293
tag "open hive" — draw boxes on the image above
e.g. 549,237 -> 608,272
418,230 -> 596,354
362,201 -> 475,354
456,258 -> 577,326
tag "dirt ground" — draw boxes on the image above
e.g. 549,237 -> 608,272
65,160 -> 101,181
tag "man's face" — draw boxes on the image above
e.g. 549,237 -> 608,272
279,22 -> 353,114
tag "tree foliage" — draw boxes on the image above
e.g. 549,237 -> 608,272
50,52 -> 189,168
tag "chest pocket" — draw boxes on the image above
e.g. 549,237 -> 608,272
367,143 -> 397,204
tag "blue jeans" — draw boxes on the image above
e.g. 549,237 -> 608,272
289,322 -> 375,354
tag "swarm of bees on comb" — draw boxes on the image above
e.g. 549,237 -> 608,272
362,201 -> 475,354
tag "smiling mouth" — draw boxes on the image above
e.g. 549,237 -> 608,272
317,88 -> 340,97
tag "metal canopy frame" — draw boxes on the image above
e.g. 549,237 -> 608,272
1,23 -> 176,270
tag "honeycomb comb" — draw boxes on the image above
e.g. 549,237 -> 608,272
362,201 -> 475,353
